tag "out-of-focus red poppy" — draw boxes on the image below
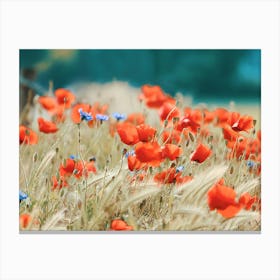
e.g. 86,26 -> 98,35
207,180 -> 242,218
135,141 -> 163,167
136,124 -> 156,142
239,192 -> 261,211
229,112 -> 254,132
125,113 -> 145,125
203,109 -> 215,124
158,102 -> 181,122
20,213 -> 32,228
117,122 -> 140,145
38,117 -> 58,133
184,107 -> 202,124
222,126 -> 240,142
71,103 -> 92,124
110,219 -> 133,231
52,176 -> 68,190
214,108 -> 230,126
162,144 -> 182,161
127,155 -> 146,171
59,159 -> 76,177
38,96 -> 57,112
175,116 -> 200,134
154,167 -> 192,185
55,88 -> 75,108
162,130 -> 181,144
19,125 -> 38,145
190,143 -> 212,163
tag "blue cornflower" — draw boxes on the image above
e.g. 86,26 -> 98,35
247,161 -> 256,168
176,166 -> 184,173
112,112 -> 127,121
96,114 -> 109,121
125,150 -> 135,158
19,190 -> 28,202
70,155 -> 77,160
78,108 -> 93,122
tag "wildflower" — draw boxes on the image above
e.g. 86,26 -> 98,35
54,88 -> 75,108
154,167 -> 192,185
38,96 -> 57,112
222,126 -> 240,142
19,125 -> 38,145
37,117 -> 58,133
136,124 -> 156,142
78,108 -> 93,121
207,179 -> 242,218
203,109 -> 215,124
125,150 -> 135,158
247,160 -> 256,168
135,141 -> 163,167
229,113 -> 254,132
96,114 -> 109,121
110,219 -> 133,231
190,143 -> 212,163
19,213 -> 32,229
19,190 -> 28,202
139,84 -> 169,108
52,175 -> 68,190
71,103 -> 92,124
239,192 -> 261,211
117,123 -> 139,145
112,112 -> 126,121
175,116 -> 200,134
176,166 -> 184,173
162,130 -> 181,144
125,113 -> 145,125
70,155 -> 77,160
162,144 -> 182,161
158,102 -> 180,122
127,154 -> 146,171
214,108 -> 230,126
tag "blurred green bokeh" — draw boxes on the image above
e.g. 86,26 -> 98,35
20,49 -> 260,104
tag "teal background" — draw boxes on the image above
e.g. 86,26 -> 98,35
20,49 -> 261,104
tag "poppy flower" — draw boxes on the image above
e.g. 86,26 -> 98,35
158,102 -> 181,122
19,125 -> 38,145
184,107 -> 203,124
161,130 -> 181,144
162,144 -> 182,161
127,155 -> 146,171
54,88 -> 75,108
203,109 -> 215,124
139,84 -> 168,108
175,116 -> 200,134
214,108 -> 230,125
222,126 -> 240,142
136,124 -> 156,142
125,113 -> 145,125
239,192 -> 261,211
59,158 -> 76,177
38,117 -> 58,133
19,213 -> 32,229
190,143 -> 212,163
207,180 -> 242,218
135,141 -> 163,167
110,219 -> 133,231
38,96 -> 57,112
117,122 -> 139,145
228,112 -> 254,132
71,103 -> 92,124
154,167 -> 192,185
52,176 -> 68,190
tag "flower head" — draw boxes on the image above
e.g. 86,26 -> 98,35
110,219 -> 133,231
112,112 -> 126,121
190,143 -> 212,163
19,125 -> 38,145
96,114 -> 109,121
78,108 -> 93,121
19,213 -> 32,229
19,190 -> 28,202
38,117 -> 58,133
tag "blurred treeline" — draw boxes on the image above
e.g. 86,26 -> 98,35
20,49 -> 260,104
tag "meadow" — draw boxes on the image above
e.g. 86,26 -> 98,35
19,83 -> 261,231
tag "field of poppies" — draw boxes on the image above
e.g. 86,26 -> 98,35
19,84 -> 261,231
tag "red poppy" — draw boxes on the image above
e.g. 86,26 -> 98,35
127,155 -> 146,171
38,96 -> 57,112
162,130 -> 181,144
175,116 -> 200,134
229,112 -> 254,132
110,219 -> 133,231
158,102 -> 181,122
222,126 -> 240,142
154,167 -> 192,185
54,88 -> 75,108
136,124 -> 156,142
38,117 -> 58,133
117,122 -> 139,145
214,108 -> 230,125
19,213 -> 32,229
203,109 -> 215,124
125,113 -> 145,125
19,125 -> 38,145
52,176 -> 68,190
207,180 -> 242,218
190,143 -> 212,163
162,144 -> 182,161
135,141 -> 163,167
239,192 -> 261,211
71,103 -> 92,124
59,159 -> 76,177
184,107 -> 203,124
